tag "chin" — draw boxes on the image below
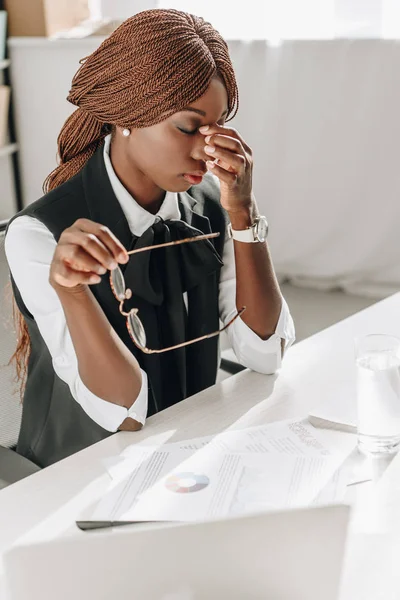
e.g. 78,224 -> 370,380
164,179 -> 195,193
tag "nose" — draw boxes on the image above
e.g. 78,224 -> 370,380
191,132 -> 209,164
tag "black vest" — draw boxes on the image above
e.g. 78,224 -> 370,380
7,146 -> 227,467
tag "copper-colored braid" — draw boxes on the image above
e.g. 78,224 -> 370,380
11,8 -> 239,398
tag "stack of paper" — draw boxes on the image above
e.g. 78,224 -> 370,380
79,418 -> 356,529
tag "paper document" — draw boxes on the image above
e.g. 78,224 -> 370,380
92,419 -> 356,524
107,417 -> 355,481
94,446 -> 340,523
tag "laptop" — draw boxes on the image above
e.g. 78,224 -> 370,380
4,504 -> 350,600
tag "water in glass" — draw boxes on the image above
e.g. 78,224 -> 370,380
357,348 -> 400,454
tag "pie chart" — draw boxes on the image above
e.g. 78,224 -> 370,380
165,472 -> 210,494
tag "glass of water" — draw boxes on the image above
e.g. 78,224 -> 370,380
355,334 -> 400,454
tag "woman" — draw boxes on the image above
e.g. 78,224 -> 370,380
5,9 -> 295,468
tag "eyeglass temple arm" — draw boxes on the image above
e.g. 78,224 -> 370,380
139,306 -> 246,355
126,232 -> 220,255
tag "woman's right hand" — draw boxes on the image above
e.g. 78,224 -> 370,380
49,218 -> 128,289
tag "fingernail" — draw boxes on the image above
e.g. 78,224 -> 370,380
90,275 -> 101,284
206,161 -> 215,169
97,266 -> 107,275
199,125 -> 209,133
109,261 -> 118,270
205,145 -> 215,153
205,135 -> 212,143
119,253 -> 128,263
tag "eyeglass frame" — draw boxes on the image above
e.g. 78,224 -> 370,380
108,231 -> 246,354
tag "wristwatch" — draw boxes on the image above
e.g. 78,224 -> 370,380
227,215 -> 269,243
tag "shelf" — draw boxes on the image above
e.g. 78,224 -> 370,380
0,143 -> 18,158
0,59 -> 10,70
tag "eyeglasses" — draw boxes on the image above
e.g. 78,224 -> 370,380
109,231 -> 246,354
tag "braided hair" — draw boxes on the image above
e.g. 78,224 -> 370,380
12,8 -> 239,395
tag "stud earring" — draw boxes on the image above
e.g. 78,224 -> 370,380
122,128 -> 130,137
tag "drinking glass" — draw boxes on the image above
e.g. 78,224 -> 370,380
355,334 -> 400,454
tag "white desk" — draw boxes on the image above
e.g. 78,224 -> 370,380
2,293 -> 400,598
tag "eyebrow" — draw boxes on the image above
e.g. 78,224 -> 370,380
180,107 -> 229,118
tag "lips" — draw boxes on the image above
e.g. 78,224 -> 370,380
183,173 -> 204,185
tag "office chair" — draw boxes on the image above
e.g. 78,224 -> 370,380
0,219 -> 40,489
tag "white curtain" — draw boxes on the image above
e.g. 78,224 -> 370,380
158,0 -> 400,40
94,1 -> 400,39
10,7 -> 400,299
224,39 -> 400,298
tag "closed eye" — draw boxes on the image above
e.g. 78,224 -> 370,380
177,127 -> 198,136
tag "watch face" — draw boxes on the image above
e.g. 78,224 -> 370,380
255,217 -> 268,242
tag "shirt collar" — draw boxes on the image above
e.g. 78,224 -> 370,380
103,134 -> 181,237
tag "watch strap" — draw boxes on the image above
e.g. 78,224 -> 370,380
227,223 -> 257,242
227,216 -> 268,243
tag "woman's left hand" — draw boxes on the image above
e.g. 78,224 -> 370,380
199,124 -> 253,214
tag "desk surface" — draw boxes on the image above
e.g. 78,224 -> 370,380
2,293 -> 400,599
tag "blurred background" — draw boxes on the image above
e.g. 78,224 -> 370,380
1,0 -> 400,345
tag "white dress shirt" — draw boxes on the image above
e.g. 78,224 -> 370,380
5,135 -> 295,432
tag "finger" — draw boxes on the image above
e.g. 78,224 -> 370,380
199,124 -> 251,154
204,146 -> 246,173
51,262 -> 102,288
60,230 -> 119,271
204,134 -> 244,155
60,245 -> 110,276
95,226 -> 129,264
206,160 -> 238,184
74,218 -> 128,263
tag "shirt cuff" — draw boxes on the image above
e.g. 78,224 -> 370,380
274,296 -> 296,350
224,296 -> 295,375
67,368 -> 148,432
127,369 -> 148,426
